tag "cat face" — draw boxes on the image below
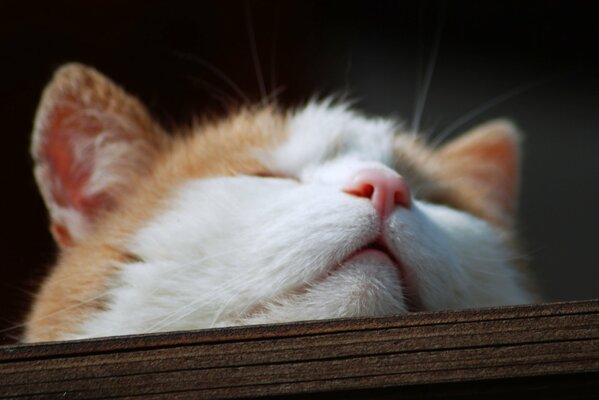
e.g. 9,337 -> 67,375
25,64 -> 533,341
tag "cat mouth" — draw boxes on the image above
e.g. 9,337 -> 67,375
342,238 -> 421,312
238,238 -> 421,323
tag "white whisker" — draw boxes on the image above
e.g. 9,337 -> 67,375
432,73 -> 563,147
269,4 -> 280,99
245,1 -> 268,104
0,290 -> 111,337
177,52 -> 251,104
411,2 -> 446,135
187,75 -> 240,110
146,269 -> 265,332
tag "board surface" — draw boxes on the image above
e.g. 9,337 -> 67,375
1,300 -> 598,399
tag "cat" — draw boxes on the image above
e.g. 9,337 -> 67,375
24,63 -> 535,342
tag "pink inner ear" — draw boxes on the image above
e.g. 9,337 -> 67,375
43,105 -> 114,219
51,223 -> 74,247
437,124 -> 520,220
470,137 -> 517,186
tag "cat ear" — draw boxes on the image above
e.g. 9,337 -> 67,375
436,120 -> 521,225
31,63 -> 168,248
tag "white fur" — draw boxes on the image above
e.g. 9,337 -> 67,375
270,102 -> 396,176
69,102 -> 533,339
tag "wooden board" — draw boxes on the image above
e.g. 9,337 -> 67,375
1,300 -> 598,399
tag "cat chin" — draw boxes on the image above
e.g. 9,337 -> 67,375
238,260 -> 408,325
77,255 -> 409,337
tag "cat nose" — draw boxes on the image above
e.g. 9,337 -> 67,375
343,169 -> 411,218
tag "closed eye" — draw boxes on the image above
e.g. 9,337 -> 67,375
253,170 -> 299,181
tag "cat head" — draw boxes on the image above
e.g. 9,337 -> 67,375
26,64 -> 533,341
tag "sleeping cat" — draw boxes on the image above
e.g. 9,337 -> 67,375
24,63 -> 534,342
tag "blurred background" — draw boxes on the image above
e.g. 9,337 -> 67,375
1,0 -> 598,344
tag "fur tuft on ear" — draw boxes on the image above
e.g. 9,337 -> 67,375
435,120 -> 522,226
31,63 -> 169,247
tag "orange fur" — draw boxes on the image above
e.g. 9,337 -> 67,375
26,64 -> 526,342
434,121 -> 520,227
392,129 -> 519,229
26,65 -> 288,342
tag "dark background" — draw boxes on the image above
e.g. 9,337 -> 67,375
1,0 -> 598,344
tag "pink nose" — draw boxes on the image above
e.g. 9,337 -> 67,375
343,169 -> 411,218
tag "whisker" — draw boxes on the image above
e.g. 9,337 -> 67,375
211,276 -> 278,327
6,283 -> 38,298
176,52 -> 251,104
145,249 -> 305,333
269,3 -> 280,99
244,1 -> 268,104
147,268 -> 265,332
411,1 -> 425,139
128,245 -> 271,333
411,1 -> 447,135
0,329 -> 22,342
466,253 -> 528,264
0,290 -> 111,336
261,85 -> 286,107
432,71 -> 567,148
186,75 -> 240,110
13,245 -> 259,338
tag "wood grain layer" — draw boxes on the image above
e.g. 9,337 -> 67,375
1,300 -> 598,399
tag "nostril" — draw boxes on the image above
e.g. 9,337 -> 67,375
343,168 -> 411,218
346,183 -> 374,199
